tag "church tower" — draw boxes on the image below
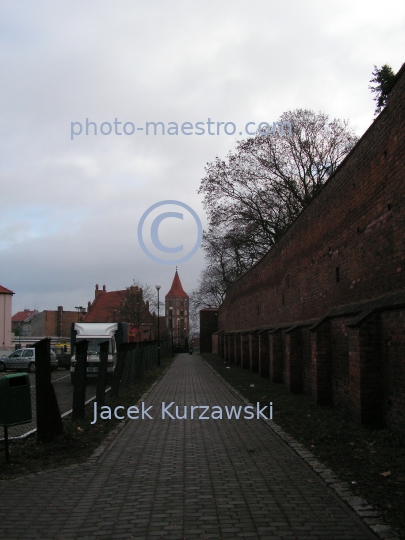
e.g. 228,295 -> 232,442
165,269 -> 189,350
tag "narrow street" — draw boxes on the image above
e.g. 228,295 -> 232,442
0,354 -> 377,539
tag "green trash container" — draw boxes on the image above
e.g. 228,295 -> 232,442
0,373 -> 32,427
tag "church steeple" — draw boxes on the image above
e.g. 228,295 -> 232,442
165,269 -> 189,350
166,269 -> 188,298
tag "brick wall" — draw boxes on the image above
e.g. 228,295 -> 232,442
381,310 -> 405,429
213,63 -> 405,431
216,297 -> 405,431
330,317 -> 351,410
200,309 -> 218,352
29,309 -> 78,337
218,63 -> 405,332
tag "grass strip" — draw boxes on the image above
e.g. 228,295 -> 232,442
0,355 -> 175,480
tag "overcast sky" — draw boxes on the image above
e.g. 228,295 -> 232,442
1,0 -> 404,314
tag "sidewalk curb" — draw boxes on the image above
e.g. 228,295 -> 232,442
202,356 -> 400,540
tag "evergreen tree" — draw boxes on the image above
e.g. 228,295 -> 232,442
369,64 -> 396,116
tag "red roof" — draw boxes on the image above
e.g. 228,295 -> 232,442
83,290 -> 127,323
12,309 -> 36,322
165,270 -> 188,298
0,285 -> 14,294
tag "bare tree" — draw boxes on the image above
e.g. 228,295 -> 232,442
195,109 -> 358,303
114,279 -> 155,333
187,306 -> 200,343
190,265 -> 227,311
200,109 -> 358,251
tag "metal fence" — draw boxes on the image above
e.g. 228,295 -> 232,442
0,339 -> 171,442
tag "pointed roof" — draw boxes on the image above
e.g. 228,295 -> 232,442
0,285 -> 14,294
166,270 -> 188,298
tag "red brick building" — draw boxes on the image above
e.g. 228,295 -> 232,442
84,284 -> 126,323
211,63 -> 405,431
29,307 -> 79,338
165,270 -> 189,349
84,284 -> 156,341
82,281 -> 190,343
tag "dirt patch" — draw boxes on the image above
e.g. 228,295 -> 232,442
202,352 -> 405,539
0,355 -> 174,481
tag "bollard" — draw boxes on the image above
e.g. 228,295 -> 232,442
95,341 -> 109,408
110,343 -> 127,397
72,340 -> 88,420
34,338 -> 63,441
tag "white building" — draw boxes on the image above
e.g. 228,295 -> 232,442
0,285 -> 14,350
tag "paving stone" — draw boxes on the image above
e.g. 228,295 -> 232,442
0,354 -> 385,539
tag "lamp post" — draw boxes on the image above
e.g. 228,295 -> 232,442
155,284 -> 161,365
74,306 -> 83,322
169,306 -> 174,357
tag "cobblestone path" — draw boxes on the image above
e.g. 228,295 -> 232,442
0,354 -> 378,539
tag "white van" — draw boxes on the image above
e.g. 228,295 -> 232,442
70,322 -> 127,384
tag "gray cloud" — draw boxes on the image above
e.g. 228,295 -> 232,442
1,0 -> 404,312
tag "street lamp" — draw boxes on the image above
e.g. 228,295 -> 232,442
74,306 -> 83,322
169,306 -> 174,357
155,284 -> 161,366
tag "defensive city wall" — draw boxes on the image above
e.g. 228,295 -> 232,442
211,62 -> 405,431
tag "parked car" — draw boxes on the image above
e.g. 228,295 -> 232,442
0,348 -> 58,373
